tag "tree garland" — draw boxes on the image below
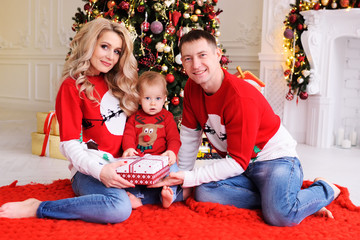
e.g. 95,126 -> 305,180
283,0 -> 360,102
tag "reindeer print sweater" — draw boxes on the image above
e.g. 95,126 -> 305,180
122,108 -> 181,155
178,69 -> 298,187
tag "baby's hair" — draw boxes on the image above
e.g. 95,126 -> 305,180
138,71 -> 168,96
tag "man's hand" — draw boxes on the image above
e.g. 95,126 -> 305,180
148,171 -> 185,188
100,161 -> 135,188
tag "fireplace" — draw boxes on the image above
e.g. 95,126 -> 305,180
300,9 -> 360,148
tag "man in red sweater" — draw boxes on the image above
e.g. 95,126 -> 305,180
152,30 -> 340,227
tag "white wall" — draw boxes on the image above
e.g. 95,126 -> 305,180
0,1 -> 263,112
0,0 -> 83,112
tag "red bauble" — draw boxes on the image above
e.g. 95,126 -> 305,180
107,1 -> 116,9
299,91 -> 308,100
120,1 -> 130,11
284,69 -> 292,77
84,3 -> 91,11
314,3 -> 321,10
286,91 -> 294,101
144,36 -> 152,45
137,5 -> 145,12
289,14 -> 297,24
166,74 -> 175,83
141,22 -> 150,32
171,96 -> 180,106
297,24 -> 303,31
166,24 -> 176,35
294,61 -> 301,68
340,0 -> 349,8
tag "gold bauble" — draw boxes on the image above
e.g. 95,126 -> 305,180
321,0 -> 329,6
190,15 -> 198,22
195,9 -> 201,15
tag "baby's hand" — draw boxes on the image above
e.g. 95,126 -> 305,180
161,150 -> 176,165
122,148 -> 138,157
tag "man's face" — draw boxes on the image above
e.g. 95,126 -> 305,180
181,38 -> 222,93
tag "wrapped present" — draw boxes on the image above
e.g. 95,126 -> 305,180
36,111 -> 60,136
116,155 -> 170,185
31,132 -> 66,160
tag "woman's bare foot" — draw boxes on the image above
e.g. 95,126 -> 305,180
126,192 -> 143,209
0,198 -> 41,219
161,186 -> 174,208
314,207 -> 334,218
314,177 -> 341,200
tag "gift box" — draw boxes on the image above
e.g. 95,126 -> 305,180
31,132 -> 66,160
116,155 -> 170,185
36,111 -> 60,136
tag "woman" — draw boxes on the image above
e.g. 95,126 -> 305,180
0,18 -> 140,223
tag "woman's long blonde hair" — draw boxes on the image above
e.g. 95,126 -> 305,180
61,18 -> 139,116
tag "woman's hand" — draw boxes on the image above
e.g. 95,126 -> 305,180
100,161 -> 135,188
161,150 -> 176,165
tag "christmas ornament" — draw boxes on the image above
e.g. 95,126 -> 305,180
164,0 -> 175,8
195,9 -> 202,15
144,36 -> 152,45
286,90 -> 294,101
190,15 -> 199,22
284,69 -> 292,77
299,91 -> 308,100
172,11 -> 182,26
289,14 -> 297,23
183,12 -> 190,19
156,42 -> 165,52
321,0 -> 330,6
297,24 -> 303,31
294,61 -> 301,68
284,28 -> 294,39
180,89 -> 184,98
150,21 -> 164,34
141,22 -> 150,32
120,1 -> 130,11
331,0 -> 338,8
107,1 -> 116,9
340,0 -> 349,8
175,54 -> 182,65
171,96 -> 180,106
166,74 -> 175,83
137,5 -> 145,13
162,65 -> 169,72
297,77 -> 304,84
314,3 -> 321,10
301,69 -> 311,78
163,45 -> 171,53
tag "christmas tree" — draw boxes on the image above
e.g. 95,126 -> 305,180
71,0 -> 229,120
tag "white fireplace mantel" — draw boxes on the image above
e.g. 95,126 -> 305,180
300,9 -> 360,148
301,9 -> 360,96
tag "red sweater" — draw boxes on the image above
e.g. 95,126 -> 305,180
55,76 -> 127,158
122,108 -> 181,155
181,69 -> 280,170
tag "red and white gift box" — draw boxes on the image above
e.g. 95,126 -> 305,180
116,155 -> 170,185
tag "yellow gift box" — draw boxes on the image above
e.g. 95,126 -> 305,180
31,132 -> 66,160
36,111 -> 60,136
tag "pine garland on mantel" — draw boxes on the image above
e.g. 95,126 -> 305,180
283,0 -> 360,102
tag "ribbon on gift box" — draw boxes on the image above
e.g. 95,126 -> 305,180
40,112 -> 56,157
126,156 -> 167,173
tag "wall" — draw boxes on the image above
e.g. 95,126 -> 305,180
0,0 -> 83,112
0,1 -> 263,112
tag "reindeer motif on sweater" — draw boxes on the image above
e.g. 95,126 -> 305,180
122,108 -> 181,156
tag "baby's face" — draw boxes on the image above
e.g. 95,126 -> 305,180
140,85 -> 166,115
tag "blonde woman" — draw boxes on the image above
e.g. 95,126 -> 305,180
0,18 -> 140,223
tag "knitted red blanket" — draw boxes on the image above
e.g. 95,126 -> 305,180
0,180 -> 359,240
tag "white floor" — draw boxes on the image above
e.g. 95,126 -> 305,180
1,107 -> 359,206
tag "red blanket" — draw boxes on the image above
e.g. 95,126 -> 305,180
0,180 -> 359,240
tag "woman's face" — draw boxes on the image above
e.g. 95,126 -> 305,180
88,30 -> 122,75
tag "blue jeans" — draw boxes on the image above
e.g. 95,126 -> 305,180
126,163 -> 184,205
194,157 -> 335,226
36,172 -> 132,224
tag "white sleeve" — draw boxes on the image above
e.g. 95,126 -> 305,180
59,140 -> 105,181
177,125 -> 203,171
182,156 -> 245,187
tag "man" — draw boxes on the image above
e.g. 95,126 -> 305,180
152,30 -> 340,227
